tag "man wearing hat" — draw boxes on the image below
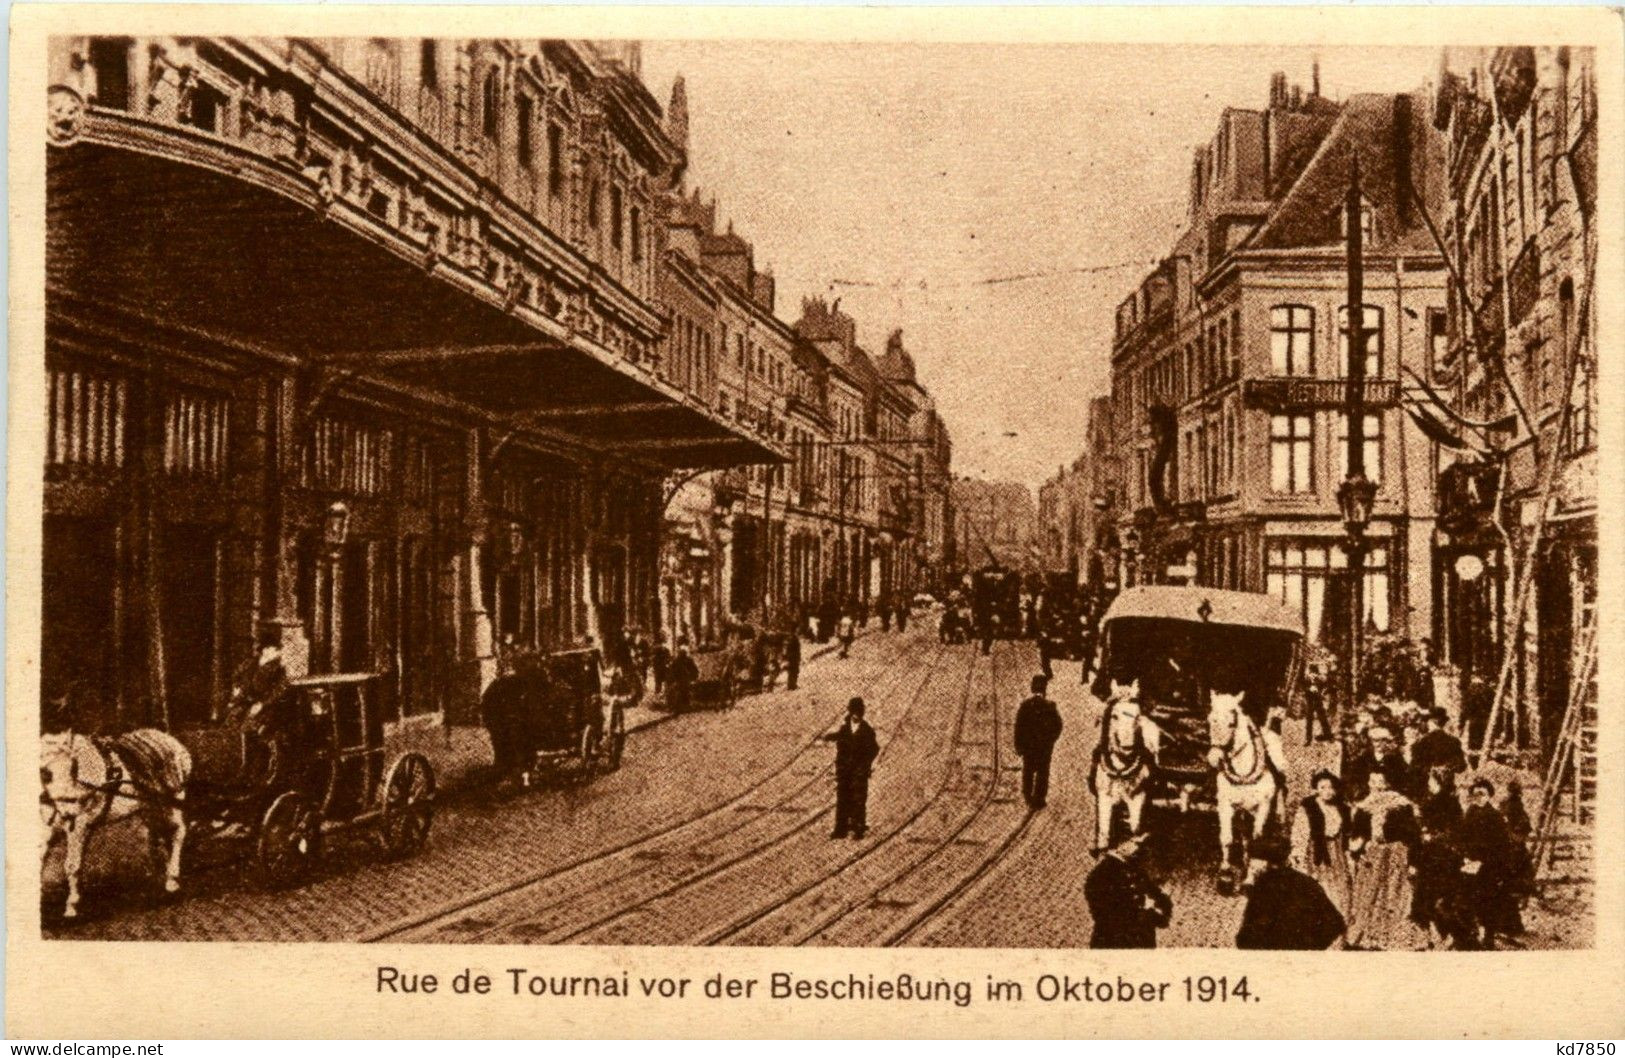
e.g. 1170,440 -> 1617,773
1235,834 -> 1346,950
1409,709 -> 1466,788
1084,831 -> 1172,948
823,697 -> 879,839
1014,674 -> 1064,810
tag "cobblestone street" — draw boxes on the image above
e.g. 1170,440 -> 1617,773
47,622 -> 1590,947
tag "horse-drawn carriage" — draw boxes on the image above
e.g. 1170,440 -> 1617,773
728,623 -> 787,695
183,672 -> 437,888
40,672 -> 436,919
1090,586 -> 1304,867
481,648 -> 627,784
1037,572 -> 1088,661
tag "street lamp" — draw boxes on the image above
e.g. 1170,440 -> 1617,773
322,501 -> 351,558
1121,526 -> 1141,587
1337,474 -> 1377,546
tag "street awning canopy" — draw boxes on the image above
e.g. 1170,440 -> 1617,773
48,130 -> 782,471
1101,585 -> 1306,636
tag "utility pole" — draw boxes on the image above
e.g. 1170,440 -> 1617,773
1338,157 -> 1377,722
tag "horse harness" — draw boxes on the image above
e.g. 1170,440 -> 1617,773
1098,703 -> 1150,781
41,733 -> 180,828
1214,710 -> 1268,786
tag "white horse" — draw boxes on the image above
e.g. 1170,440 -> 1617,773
41,729 -> 192,920
1205,690 -> 1279,875
1090,678 -> 1164,853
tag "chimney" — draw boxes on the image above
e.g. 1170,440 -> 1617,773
1312,56 -> 1321,99
1291,85 -> 1303,109
666,76 -> 689,154
1270,71 -> 1288,109
1393,93 -> 1414,227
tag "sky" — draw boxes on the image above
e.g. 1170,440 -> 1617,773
640,43 -> 1440,491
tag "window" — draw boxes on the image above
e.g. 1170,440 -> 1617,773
587,180 -> 601,228
1338,305 -> 1384,376
548,124 -> 564,197
184,83 -> 224,133
1335,412 -> 1384,483
1214,327 -> 1227,391
1225,407 -> 1237,483
516,94 -> 533,166
630,206 -> 642,262
610,184 -> 623,249
89,37 -> 131,111
1269,414 -> 1313,493
736,334 -> 745,368
48,368 -> 127,468
1339,200 -> 1375,244
420,39 -> 438,89
1427,308 -> 1448,380
1230,310 -> 1242,379
481,67 -> 500,140
1266,541 -> 1390,642
1270,305 -> 1314,375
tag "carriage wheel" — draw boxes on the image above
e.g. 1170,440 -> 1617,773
605,703 -> 627,771
379,753 -> 436,859
255,792 -> 319,889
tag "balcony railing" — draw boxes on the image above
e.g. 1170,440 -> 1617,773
1242,377 -> 1400,412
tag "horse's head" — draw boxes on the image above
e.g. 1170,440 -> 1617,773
1107,677 -> 1140,704
1206,690 -> 1247,768
39,731 -> 84,826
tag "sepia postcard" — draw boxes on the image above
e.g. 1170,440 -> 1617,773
8,2 -> 1625,1040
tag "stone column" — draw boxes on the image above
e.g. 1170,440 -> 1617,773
452,427 -> 495,722
265,375 -> 310,678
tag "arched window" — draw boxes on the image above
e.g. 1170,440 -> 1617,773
481,67 -> 500,140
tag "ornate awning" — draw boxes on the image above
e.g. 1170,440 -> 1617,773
47,113 -> 782,471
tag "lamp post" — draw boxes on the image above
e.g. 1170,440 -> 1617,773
1339,156 -> 1376,717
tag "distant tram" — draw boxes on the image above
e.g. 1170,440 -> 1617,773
969,565 -> 1023,640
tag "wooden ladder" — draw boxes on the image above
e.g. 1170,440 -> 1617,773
1531,607 -> 1597,879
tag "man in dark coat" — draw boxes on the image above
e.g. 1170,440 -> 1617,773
1084,832 -> 1172,948
1037,632 -> 1054,680
823,697 -> 880,839
666,639 -> 699,712
1014,674 -> 1063,809
1235,835 -> 1346,949
784,627 -> 802,691
651,634 -> 670,694
1302,663 -> 1335,744
1409,709 -> 1466,790
895,597 -> 909,633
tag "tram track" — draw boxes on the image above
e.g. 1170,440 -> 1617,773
704,643 -> 1037,947
689,645 -> 1003,947
572,641 -> 989,946
361,636 -> 949,944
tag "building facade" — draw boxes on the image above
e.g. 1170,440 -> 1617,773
1106,73 -> 1448,654
43,36 -> 779,729
1430,47 -> 1598,760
